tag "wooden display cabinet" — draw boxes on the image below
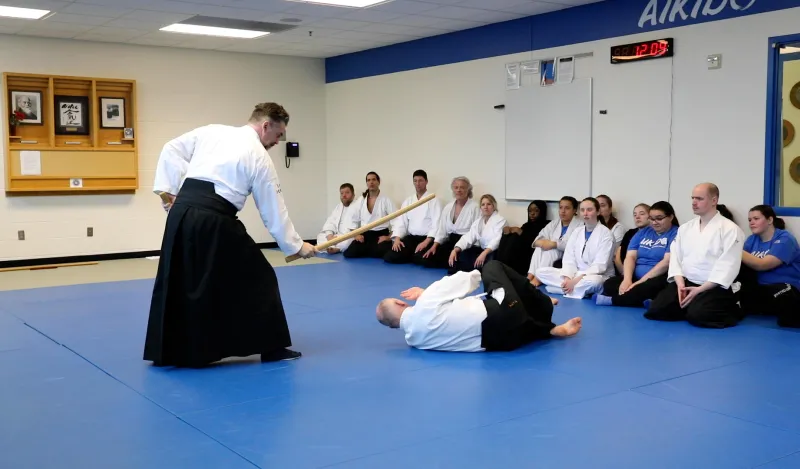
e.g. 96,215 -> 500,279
3,72 -> 138,194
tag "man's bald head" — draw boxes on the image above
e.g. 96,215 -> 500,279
691,182 -> 719,216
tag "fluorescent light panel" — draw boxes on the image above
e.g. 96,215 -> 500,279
286,0 -> 393,7
0,5 -> 50,19
160,23 -> 269,39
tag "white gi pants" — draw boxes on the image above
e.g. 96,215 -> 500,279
536,267 -> 606,299
528,247 -> 562,276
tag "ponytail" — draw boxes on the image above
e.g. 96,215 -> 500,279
749,204 -> 785,230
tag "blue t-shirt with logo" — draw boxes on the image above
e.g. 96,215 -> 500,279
628,225 -> 679,280
743,229 -> 800,289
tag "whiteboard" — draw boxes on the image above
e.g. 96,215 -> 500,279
504,77 -> 593,201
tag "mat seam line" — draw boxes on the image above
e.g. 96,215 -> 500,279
631,388 -> 800,437
752,449 -> 800,468
317,389 -> 626,468
19,320 -> 264,469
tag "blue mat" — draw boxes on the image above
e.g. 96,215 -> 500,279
2,256 -> 800,468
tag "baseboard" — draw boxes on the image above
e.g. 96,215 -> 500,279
0,240 -> 317,269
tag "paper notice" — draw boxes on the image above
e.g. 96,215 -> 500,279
20,151 -> 41,175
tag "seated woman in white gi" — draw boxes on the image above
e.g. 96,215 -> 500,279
614,203 -> 651,275
527,196 -> 581,286
343,171 -> 395,259
595,201 -> 680,307
597,194 -> 627,250
417,176 -> 481,269
736,205 -> 800,328
375,260 -> 582,353
644,183 -> 745,328
536,197 -> 616,299
316,183 -> 357,254
448,194 -> 507,274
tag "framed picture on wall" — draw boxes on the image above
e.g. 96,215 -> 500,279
100,97 -> 125,128
10,90 -> 42,124
54,95 -> 90,135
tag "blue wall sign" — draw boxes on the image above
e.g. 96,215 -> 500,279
325,0 -> 800,83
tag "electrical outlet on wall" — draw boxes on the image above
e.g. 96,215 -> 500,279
87,227 -> 93,237
18,230 -> 24,240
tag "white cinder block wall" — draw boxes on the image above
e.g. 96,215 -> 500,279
325,8 -> 800,236
0,35 -> 327,261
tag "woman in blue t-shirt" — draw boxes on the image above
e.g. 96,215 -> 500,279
738,205 -> 800,328
595,201 -> 679,307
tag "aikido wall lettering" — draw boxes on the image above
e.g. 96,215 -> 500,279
638,0 -> 756,28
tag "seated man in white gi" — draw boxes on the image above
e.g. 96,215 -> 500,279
316,183 -> 357,254
644,183 -> 746,328
375,260 -> 582,352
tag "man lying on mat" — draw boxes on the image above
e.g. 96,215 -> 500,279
375,260 -> 581,352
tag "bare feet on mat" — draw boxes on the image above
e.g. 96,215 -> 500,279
550,317 -> 582,337
261,348 -> 302,362
550,297 -> 559,306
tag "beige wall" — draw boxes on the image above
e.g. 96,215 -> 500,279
1,35 -> 327,261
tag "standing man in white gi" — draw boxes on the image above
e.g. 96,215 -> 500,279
644,183 -> 745,328
145,102 -> 317,368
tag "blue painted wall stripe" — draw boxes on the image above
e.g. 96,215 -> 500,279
326,0 -> 800,84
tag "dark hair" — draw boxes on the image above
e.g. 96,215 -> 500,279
339,183 -> 354,193
581,197 -> 606,226
363,171 -> 380,198
559,196 -> 579,210
717,204 -> 734,222
749,204 -> 786,230
649,201 -> 680,226
249,102 -> 289,125
412,169 -> 427,181
596,194 -> 618,229
528,200 -> 548,222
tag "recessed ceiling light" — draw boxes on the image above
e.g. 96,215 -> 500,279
286,0 -> 393,7
160,23 -> 269,39
0,5 -> 50,19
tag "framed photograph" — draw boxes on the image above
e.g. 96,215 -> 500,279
100,97 -> 125,128
54,95 -> 90,135
10,90 -> 42,124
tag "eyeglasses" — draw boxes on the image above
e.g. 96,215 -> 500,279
649,216 -> 668,222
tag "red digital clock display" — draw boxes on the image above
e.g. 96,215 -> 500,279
610,38 -> 674,64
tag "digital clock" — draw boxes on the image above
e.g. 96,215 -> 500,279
610,38 -> 673,64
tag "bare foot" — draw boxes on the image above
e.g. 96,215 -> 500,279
550,296 -> 559,306
550,317 -> 582,337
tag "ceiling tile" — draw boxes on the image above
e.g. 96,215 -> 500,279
227,0 -> 295,12
74,26 -> 148,40
369,0 -> 440,14
119,10 -> 193,23
309,18 -> 373,30
502,1 -> 571,15
281,2 -> 355,19
420,5 -> 515,21
61,2 -> 131,18
456,0 -> 531,9
42,13 -> 111,26
340,8 -> 406,22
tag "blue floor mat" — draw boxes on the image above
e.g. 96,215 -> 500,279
2,256 -> 800,468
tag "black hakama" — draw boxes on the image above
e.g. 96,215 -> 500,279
143,178 -> 293,367
643,280 -> 743,328
480,260 -> 556,351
